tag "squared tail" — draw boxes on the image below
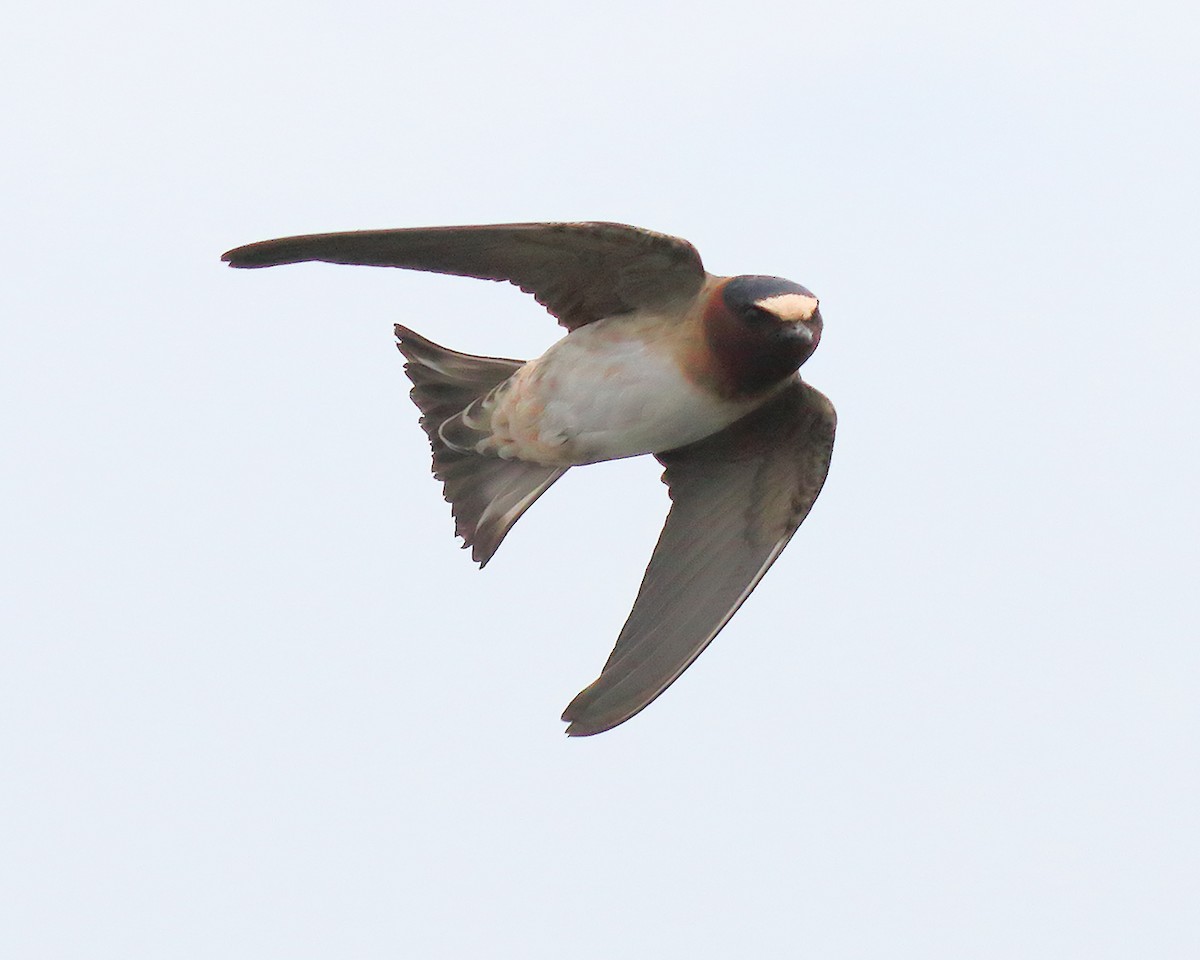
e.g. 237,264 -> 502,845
395,325 -> 566,566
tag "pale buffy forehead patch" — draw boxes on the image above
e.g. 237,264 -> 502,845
755,292 -> 819,322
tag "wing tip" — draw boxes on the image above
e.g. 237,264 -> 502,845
562,715 -> 616,738
560,688 -> 643,737
221,244 -> 267,268
221,241 -> 288,269
561,691 -> 608,737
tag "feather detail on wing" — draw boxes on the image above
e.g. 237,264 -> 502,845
223,222 -> 706,330
561,379 -> 836,736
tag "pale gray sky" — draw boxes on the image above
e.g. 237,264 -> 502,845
3,1 -> 1198,957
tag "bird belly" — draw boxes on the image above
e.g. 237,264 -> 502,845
484,315 -> 755,466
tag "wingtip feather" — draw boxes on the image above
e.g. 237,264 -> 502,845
221,243 -> 274,268
560,688 -> 643,737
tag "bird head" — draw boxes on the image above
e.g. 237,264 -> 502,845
703,275 -> 823,396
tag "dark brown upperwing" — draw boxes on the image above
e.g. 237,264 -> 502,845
561,379 -> 837,736
222,222 -> 706,331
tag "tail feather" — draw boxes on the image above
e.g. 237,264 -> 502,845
395,325 -> 566,566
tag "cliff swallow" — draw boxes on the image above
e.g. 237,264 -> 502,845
222,222 -> 836,736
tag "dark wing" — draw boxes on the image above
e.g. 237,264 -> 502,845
222,222 -> 706,331
561,380 -> 837,736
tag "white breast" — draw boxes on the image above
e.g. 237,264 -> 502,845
485,313 -> 754,466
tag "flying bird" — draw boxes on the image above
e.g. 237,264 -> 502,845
222,222 -> 836,735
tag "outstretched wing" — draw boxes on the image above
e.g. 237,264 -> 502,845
222,222 -> 706,331
561,380 -> 837,736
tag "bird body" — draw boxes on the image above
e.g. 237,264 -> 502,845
223,222 -> 836,735
451,300 -> 762,466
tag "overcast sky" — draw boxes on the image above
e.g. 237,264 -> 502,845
3,1 -> 1198,957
